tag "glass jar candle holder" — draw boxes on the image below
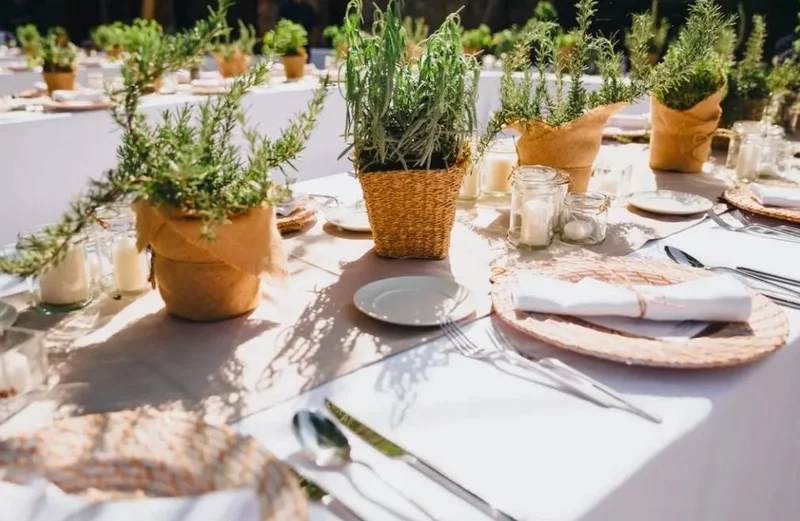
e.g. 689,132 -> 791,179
95,204 -> 150,297
24,226 -> 94,314
459,141 -> 482,201
482,138 -> 518,196
591,162 -> 633,206
508,166 -> 558,250
553,170 -> 570,232
727,121 -> 785,169
756,136 -> 791,179
0,328 -> 48,423
560,192 -> 610,246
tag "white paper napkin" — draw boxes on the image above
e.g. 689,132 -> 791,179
514,274 -> 752,322
0,479 -> 262,521
51,89 -> 108,103
751,184 -> 800,208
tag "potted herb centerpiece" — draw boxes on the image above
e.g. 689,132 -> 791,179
39,32 -> 78,93
342,0 -> 479,260
15,24 -> 40,58
766,58 -> 800,133
263,20 -> 308,80
482,0 -> 680,192
403,16 -> 428,61
461,25 -> 492,56
0,1 -> 329,323
121,19 -> 166,93
626,0 -> 669,65
323,23 -> 348,63
213,20 -> 257,78
91,23 -> 125,58
720,15 -> 770,128
644,0 -> 735,173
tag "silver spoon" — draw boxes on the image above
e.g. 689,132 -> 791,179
292,409 -> 438,520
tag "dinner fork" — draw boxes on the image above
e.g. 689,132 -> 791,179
730,209 -> 800,239
706,210 -> 800,242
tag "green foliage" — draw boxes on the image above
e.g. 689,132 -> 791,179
0,0 -> 328,277
215,20 -> 258,59
649,0 -> 735,111
15,24 -> 40,51
534,1 -> 558,22
38,33 -> 77,73
461,25 -> 492,51
263,19 -> 308,56
341,0 -> 479,172
769,58 -> 800,94
324,24 -> 347,54
121,18 -> 163,54
728,15 -> 769,100
402,16 -> 429,45
626,0 -> 669,56
491,27 -> 520,56
91,23 -> 125,51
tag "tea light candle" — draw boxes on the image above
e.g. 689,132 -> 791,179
520,200 -> 553,246
0,351 -> 32,397
483,145 -> 518,194
112,237 -> 149,293
736,140 -> 760,182
563,220 -> 593,242
39,246 -> 91,305
459,165 -> 482,200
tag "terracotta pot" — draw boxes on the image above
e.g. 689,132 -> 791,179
282,51 -> 306,80
405,42 -> 424,62
214,49 -> 251,78
107,46 -> 121,58
463,47 -> 479,56
141,77 -> 163,95
42,71 -> 76,94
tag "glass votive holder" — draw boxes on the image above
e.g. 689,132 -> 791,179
560,192 -> 610,246
591,162 -> 633,206
726,121 -> 785,169
553,170 -> 570,231
756,136 -> 792,179
0,328 -> 48,422
508,166 -> 558,250
22,226 -> 94,314
459,141 -> 482,201
95,204 -> 150,297
482,138 -> 518,196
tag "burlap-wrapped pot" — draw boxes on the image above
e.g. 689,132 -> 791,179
358,159 -> 466,259
650,89 -> 723,173
214,49 -> 251,78
511,102 -> 627,193
43,71 -> 76,94
134,202 -> 287,322
282,51 -> 306,80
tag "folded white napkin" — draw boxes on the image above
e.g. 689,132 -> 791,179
0,479 -> 262,521
51,89 -> 108,103
514,274 -> 752,322
191,78 -> 234,88
751,184 -> 800,208
276,194 -> 309,217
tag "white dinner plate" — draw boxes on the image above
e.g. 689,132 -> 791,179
354,276 -> 475,326
627,190 -> 714,216
324,205 -> 371,232
0,301 -> 18,331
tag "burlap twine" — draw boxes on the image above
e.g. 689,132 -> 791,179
510,102 -> 628,193
135,202 -> 287,322
650,90 -> 723,173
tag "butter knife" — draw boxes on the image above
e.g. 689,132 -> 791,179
293,468 -> 365,521
325,399 -> 521,521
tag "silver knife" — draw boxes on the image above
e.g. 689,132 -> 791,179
325,399 -> 521,521
292,468 -> 365,521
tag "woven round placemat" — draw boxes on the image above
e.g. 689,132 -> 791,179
0,410 -> 307,520
724,184 -> 800,224
491,258 -> 789,369
277,199 -> 318,234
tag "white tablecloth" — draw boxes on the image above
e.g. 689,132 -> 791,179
0,65 -> 124,96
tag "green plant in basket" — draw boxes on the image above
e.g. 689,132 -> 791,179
15,24 -> 40,56
766,58 -> 800,129
461,25 -> 492,55
39,33 -> 77,73
721,15 -> 770,127
263,19 -> 308,57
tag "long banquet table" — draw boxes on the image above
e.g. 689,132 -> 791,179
1,141 -> 799,520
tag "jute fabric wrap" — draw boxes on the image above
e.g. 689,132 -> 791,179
135,203 -> 287,322
650,90 -> 723,173
358,162 -> 466,260
510,102 -> 628,193
214,49 -> 251,78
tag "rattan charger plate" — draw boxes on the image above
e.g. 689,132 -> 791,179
491,258 -> 789,369
0,410 -> 307,520
277,199 -> 318,234
724,184 -> 800,224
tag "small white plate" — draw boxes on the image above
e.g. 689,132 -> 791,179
325,205 -> 371,232
354,276 -> 475,326
0,301 -> 18,330
627,190 -> 713,216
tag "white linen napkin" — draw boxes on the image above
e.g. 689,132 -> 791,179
514,274 -> 752,322
276,194 -> 309,217
51,89 -> 108,103
0,479 -> 262,521
751,184 -> 800,208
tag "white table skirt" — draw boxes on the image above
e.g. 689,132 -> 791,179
235,182 -> 800,521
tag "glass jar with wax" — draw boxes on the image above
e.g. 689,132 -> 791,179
735,134 -> 762,183
94,204 -> 150,297
23,226 -> 94,314
481,138 -> 518,196
508,166 -> 558,250
459,141 -> 482,201
560,192 -> 610,246
0,328 -> 48,424
727,121 -> 785,170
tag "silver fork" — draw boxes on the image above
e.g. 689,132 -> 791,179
730,209 -> 800,239
706,210 -> 800,242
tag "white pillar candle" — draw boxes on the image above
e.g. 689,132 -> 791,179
39,246 -> 91,305
459,164 -> 482,199
563,220 -> 594,242
736,142 -> 760,182
482,150 -> 517,194
0,351 -> 32,397
112,237 -> 149,294
520,200 -> 553,246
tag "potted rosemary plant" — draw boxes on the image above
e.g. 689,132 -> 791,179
461,25 -> 492,56
342,0 -> 479,259
39,32 -> 78,93
720,15 -> 770,128
482,0 -> 677,192
626,0 -> 669,65
0,1 -> 329,322
15,24 -> 40,58
323,23 -> 348,63
91,23 -> 125,58
213,20 -> 257,78
644,0 -> 735,173
121,19 -> 166,93
766,58 -> 800,133
403,16 -> 429,61
263,20 -> 308,80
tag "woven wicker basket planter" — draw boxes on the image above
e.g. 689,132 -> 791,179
358,163 -> 465,260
